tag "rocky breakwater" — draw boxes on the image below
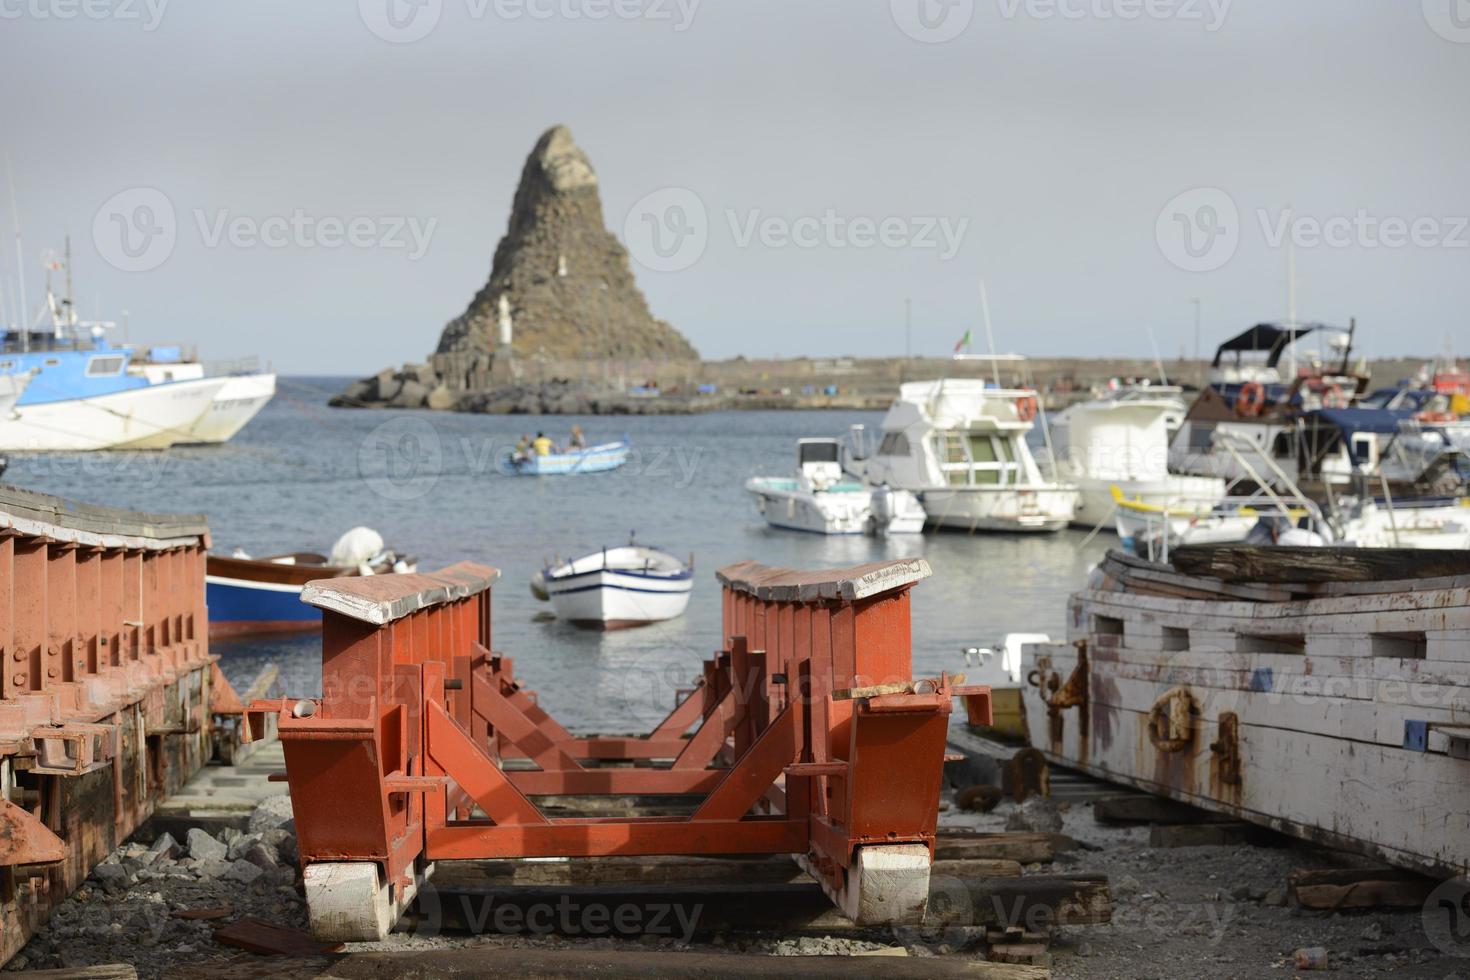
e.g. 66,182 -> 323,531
332,124 -> 699,414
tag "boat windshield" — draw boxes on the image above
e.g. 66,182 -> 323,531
934,430 -> 1020,486
798,441 -> 840,464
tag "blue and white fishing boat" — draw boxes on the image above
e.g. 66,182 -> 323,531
530,543 -> 692,629
497,439 -> 630,476
0,250 -> 274,450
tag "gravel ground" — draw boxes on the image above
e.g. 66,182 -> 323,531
6,788 -> 1468,978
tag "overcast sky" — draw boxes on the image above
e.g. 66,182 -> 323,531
1,1 -> 1466,374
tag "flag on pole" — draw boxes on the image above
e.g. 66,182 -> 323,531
953,329 -> 972,354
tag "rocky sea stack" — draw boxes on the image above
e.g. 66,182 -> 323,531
334,125 -> 698,413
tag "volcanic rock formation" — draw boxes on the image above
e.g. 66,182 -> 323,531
436,125 -> 697,362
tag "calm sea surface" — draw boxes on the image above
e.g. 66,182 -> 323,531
4,377 -> 1112,729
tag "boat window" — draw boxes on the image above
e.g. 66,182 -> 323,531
86,355 -> 125,376
798,442 -> 839,464
933,431 -> 1021,487
1188,422 -> 1214,452
44,358 -> 60,367
0,360 -> 12,371
877,432 -> 910,456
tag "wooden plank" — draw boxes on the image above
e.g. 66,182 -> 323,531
7,968 -> 138,980
171,947 -> 1051,979
1169,545 -> 1470,585
1093,796 -> 1232,826
1287,867 -> 1438,910
212,917 -> 345,956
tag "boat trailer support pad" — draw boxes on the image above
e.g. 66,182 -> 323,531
249,556 -> 992,940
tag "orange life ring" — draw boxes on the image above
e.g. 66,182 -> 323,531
1321,384 -> 1348,409
1016,394 -> 1039,423
1235,382 -> 1267,417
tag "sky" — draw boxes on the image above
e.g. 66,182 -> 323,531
0,1 -> 1466,375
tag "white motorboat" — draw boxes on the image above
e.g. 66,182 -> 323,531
134,355 -> 276,444
746,438 -> 925,535
532,544 -> 692,629
1050,383 -> 1227,530
0,370 -> 228,451
845,368 -> 1078,532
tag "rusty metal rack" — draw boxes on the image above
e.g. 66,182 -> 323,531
0,485 -> 240,965
250,557 -> 990,940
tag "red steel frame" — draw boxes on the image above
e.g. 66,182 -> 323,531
0,486 -> 235,967
251,557 -> 990,924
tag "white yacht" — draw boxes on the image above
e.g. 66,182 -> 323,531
1049,383 -> 1226,529
746,438 -> 926,535
846,375 -> 1078,532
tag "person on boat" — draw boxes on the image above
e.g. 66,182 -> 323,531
512,434 -> 532,463
567,425 -> 587,450
533,432 -> 558,456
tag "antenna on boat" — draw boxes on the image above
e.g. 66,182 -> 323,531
5,157 -> 27,353
1286,225 -> 1297,382
978,280 -> 1001,388
1146,326 -> 1168,385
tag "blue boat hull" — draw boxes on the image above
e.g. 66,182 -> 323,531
498,440 -> 630,476
206,576 -> 320,637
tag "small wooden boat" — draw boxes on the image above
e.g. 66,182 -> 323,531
531,544 -> 692,629
206,532 -> 414,637
497,440 -> 630,476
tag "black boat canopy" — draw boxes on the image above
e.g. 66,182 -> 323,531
1210,323 -> 1316,366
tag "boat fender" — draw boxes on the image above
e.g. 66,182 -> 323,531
530,570 -> 549,602
1015,394 -> 1039,423
1235,382 -> 1267,417
330,526 -> 387,566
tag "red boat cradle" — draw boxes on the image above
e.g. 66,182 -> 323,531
249,557 -> 990,940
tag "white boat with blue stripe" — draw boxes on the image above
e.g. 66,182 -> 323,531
497,440 -> 630,475
532,543 -> 692,629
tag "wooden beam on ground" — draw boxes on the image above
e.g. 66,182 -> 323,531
1093,795 -> 1232,826
433,855 -> 1026,889
1287,868 -> 1439,910
9,968 -> 138,979
168,948 -> 1051,979
935,832 -> 1059,864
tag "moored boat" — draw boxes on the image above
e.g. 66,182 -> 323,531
533,544 -> 692,629
1017,545 -> 1470,878
746,438 -> 925,535
845,364 -> 1078,532
206,528 -> 415,637
497,439 -> 630,476
132,350 -> 277,444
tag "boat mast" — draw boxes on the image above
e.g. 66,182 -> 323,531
6,159 -> 27,353
978,280 -> 1001,388
1286,231 -> 1297,383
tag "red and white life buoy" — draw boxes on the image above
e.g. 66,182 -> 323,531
1235,382 -> 1267,418
1016,394 -> 1039,423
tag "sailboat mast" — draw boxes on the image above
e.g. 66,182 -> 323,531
1286,232 -> 1297,382
979,280 -> 1001,388
7,159 -> 27,352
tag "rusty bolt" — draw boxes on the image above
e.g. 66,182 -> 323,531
12,673 -> 24,685
12,650 -> 23,661
47,667 -> 58,678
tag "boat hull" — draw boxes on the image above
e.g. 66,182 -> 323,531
546,567 -> 692,628
1019,549 -> 1470,878
0,377 -> 227,451
206,575 -> 321,637
179,372 -> 276,444
1072,475 -> 1225,531
920,486 -> 1077,532
745,478 -> 924,535
499,441 -> 629,475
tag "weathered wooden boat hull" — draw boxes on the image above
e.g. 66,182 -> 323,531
1019,547 -> 1470,878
